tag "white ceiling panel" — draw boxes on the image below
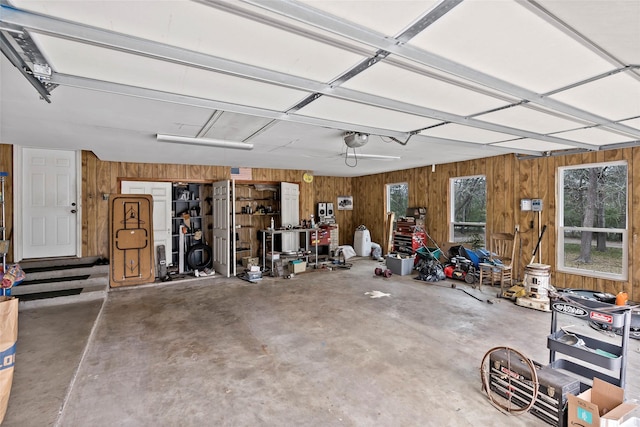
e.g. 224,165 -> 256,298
549,72 -> 640,122
296,96 -> 439,132
387,56 -> 521,103
408,0 -> 615,93
11,0 -> 368,82
552,127 -> 634,146
298,0 -> 441,37
419,124 -> 518,144
621,117 -> 640,131
30,34 -> 310,111
2,0 -> 640,177
536,0 -> 640,64
492,138 -> 575,152
342,62 -> 508,116
477,105 -> 586,134
201,113 -> 274,142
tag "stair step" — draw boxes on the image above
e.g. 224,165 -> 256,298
5,258 -> 110,309
12,274 -> 108,296
18,256 -> 103,271
18,288 -> 107,310
25,265 -> 109,281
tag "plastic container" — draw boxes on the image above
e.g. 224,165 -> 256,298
386,255 -> 414,276
616,292 -> 629,306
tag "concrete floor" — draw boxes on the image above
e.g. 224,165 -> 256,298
3,258 -> 639,426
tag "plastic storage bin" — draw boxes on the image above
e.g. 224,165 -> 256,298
386,255 -> 414,276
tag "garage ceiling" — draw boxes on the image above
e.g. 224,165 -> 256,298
1,0 -> 639,177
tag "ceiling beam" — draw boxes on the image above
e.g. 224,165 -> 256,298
0,31 -> 51,102
0,5 -> 599,150
51,72 -> 541,156
238,0 -> 640,139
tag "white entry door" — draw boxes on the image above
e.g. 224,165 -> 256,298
22,148 -> 78,259
280,182 -> 300,252
121,181 -> 172,266
212,180 -> 231,277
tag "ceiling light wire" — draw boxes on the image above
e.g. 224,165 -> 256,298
344,147 -> 358,168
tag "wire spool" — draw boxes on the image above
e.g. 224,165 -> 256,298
480,346 -> 539,415
186,243 -> 213,271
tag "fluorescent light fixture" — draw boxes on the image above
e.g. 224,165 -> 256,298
157,134 -> 254,150
345,153 -> 400,160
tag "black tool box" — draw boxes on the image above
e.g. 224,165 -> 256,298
489,348 -> 581,427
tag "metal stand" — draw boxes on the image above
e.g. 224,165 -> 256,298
548,294 -> 632,389
261,228 -> 318,276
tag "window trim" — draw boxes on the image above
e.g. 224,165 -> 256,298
449,175 -> 486,243
556,160 -> 628,281
386,182 -> 408,225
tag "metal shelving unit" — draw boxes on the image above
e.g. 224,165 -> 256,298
171,183 -> 204,272
548,294 -> 632,389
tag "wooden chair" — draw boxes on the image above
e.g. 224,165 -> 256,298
478,232 -> 518,292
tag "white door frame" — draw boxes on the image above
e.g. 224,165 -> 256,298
121,180 -> 173,267
12,146 -> 83,261
212,179 -> 232,278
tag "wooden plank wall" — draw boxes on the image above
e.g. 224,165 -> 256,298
313,176 -> 354,245
0,144 -> 13,262
81,152 -> 323,259
355,149 -> 639,301
2,144 -> 639,300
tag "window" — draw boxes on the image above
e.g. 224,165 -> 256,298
450,175 -> 486,244
557,161 -> 628,280
386,182 -> 408,227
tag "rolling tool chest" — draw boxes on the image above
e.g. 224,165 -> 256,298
393,218 -> 426,254
489,348 -> 580,427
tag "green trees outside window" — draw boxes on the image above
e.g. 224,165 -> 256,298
558,161 -> 627,279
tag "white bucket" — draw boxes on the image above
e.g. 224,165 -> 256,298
524,263 -> 551,299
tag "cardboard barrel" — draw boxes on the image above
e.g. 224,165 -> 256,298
524,263 -> 551,299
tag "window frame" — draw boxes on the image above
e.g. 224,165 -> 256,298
385,182 -> 408,228
556,160 -> 628,281
449,175 -> 486,243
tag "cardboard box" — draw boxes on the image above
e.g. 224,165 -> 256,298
386,255 -> 414,275
568,378 -> 638,427
242,257 -> 259,268
289,260 -> 306,274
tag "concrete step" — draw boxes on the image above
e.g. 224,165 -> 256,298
13,273 -> 108,296
7,261 -> 110,309
24,264 -> 109,281
17,288 -> 108,309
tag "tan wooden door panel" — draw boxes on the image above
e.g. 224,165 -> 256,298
109,194 -> 155,287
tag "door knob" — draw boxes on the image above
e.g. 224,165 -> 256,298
71,209 -> 77,214
71,202 -> 76,206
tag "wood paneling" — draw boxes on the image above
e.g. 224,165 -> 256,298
314,176 -> 353,245
0,145 -> 13,262
2,144 -> 639,300
355,151 -> 640,301
78,152 -> 320,258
